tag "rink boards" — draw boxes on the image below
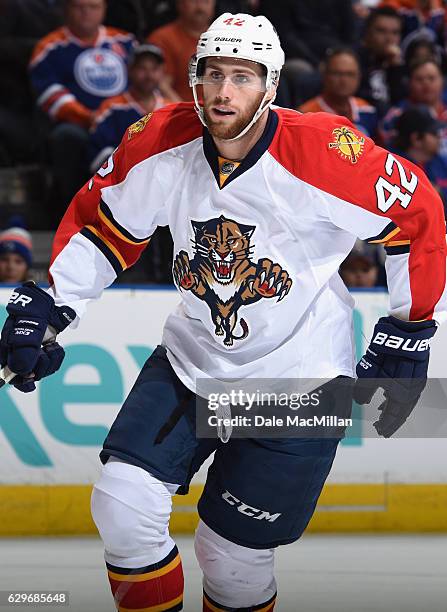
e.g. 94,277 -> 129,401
0,286 -> 446,535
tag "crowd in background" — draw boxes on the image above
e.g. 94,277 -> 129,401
1,0 -> 447,287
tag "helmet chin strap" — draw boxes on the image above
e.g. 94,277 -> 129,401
193,85 -> 276,142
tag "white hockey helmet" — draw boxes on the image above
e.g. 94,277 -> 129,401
189,13 -> 285,140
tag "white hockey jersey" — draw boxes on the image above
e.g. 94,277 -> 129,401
49,103 -> 447,390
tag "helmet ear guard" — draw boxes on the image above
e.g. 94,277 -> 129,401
269,68 -> 280,90
188,54 -> 202,84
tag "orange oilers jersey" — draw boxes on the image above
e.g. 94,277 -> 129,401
48,103 -> 447,388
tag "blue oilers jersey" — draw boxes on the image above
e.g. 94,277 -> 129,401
89,91 -> 169,171
30,26 -> 135,124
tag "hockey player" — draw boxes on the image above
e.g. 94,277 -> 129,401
1,13 -> 446,612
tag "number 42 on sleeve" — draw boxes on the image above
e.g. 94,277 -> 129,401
375,153 -> 418,213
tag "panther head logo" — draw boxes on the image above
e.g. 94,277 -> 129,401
191,215 -> 255,285
173,215 -> 292,347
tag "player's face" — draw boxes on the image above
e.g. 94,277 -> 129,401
410,62 -> 443,105
130,57 -> 164,96
202,58 -> 268,140
324,54 -> 360,99
66,0 -> 105,36
0,254 -> 28,284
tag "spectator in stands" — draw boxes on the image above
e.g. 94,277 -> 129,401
299,48 -> 378,139
339,253 -> 379,288
0,0 -> 65,165
404,36 -> 443,68
357,6 -> 406,117
381,0 -> 445,50
89,44 -> 170,172
393,106 -> 447,212
148,0 -> 215,101
29,0 -> 135,223
258,0 -> 357,108
381,59 -> 447,158
352,1 -> 380,22
259,0 -> 357,69
0,222 -> 33,284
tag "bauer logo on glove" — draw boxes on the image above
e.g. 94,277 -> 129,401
354,315 -> 437,438
0,281 -> 76,393
371,330 -> 432,352
8,292 -> 33,307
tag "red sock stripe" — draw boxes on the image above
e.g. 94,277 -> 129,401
107,548 -> 184,611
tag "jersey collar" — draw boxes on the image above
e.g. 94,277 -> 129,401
202,109 -> 279,189
64,25 -> 104,47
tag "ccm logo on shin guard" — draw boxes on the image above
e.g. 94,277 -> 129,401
9,292 -> 33,307
222,490 -> 281,522
372,332 -> 431,352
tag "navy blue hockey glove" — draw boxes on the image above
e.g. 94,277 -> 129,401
0,282 -> 76,393
353,316 -> 436,437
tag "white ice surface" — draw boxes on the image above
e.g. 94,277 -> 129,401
0,535 -> 446,612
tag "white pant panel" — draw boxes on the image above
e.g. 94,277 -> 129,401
194,520 -> 277,608
91,458 -> 179,568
